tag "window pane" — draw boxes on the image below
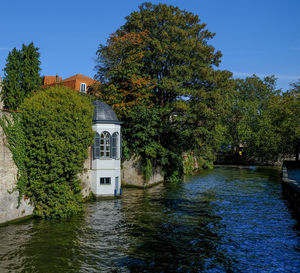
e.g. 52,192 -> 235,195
80,83 -> 86,92
100,177 -> 111,185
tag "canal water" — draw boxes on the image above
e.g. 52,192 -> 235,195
0,167 -> 300,272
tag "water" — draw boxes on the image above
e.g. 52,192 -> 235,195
0,167 -> 300,272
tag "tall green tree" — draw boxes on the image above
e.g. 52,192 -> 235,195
1,42 -> 41,110
94,2 -> 233,178
271,81 -> 300,161
1,48 -> 22,110
228,75 -> 281,161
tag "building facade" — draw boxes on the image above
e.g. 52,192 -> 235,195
43,74 -> 97,93
91,100 -> 122,197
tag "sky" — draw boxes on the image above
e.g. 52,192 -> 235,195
0,0 -> 299,91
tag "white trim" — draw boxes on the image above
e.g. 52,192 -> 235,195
80,82 -> 87,93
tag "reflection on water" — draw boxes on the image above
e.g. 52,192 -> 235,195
0,167 -> 299,272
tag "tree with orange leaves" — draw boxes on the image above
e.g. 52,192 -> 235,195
93,3 -> 233,181
90,30 -> 153,119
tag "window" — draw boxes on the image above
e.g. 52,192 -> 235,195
111,132 -> 119,159
80,83 -> 86,93
100,131 -> 111,158
100,177 -> 111,185
93,132 -> 100,159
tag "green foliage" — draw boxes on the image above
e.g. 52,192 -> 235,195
19,86 -> 94,218
0,113 -> 27,202
197,157 -> 213,169
94,2 -> 233,181
270,81 -> 300,160
228,75 -> 281,161
120,2 -> 227,106
141,158 -> 153,183
183,154 -> 194,175
1,42 -> 41,110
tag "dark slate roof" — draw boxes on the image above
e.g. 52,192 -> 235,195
92,100 -> 122,124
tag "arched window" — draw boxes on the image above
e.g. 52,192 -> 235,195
93,132 -> 100,159
100,131 -> 111,158
111,132 -> 119,159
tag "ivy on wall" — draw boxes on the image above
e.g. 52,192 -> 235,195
0,113 -> 27,203
1,86 -> 95,218
19,86 -> 95,218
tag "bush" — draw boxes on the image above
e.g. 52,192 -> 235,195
19,86 -> 94,218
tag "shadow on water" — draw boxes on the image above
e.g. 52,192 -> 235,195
120,182 -> 237,272
0,167 -> 299,272
0,216 -> 84,273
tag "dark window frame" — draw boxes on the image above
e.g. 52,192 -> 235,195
93,132 -> 101,159
100,177 -> 111,185
111,132 -> 119,159
100,131 -> 111,158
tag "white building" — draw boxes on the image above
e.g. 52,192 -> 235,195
91,100 -> 122,197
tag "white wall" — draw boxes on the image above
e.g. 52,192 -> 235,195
91,123 -> 121,197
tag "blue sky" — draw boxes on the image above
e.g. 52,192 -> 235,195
0,0 -> 299,91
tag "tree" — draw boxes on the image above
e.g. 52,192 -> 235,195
91,30 -> 153,119
1,48 -> 22,110
19,86 -> 94,218
271,81 -> 300,161
1,42 -> 41,110
110,2 -> 227,106
93,3 -> 233,178
228,75 -> 281,161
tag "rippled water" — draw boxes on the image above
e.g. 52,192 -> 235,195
0,167 -> 300,272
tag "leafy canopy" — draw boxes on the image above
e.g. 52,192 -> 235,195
270,80 -> 300,160
93,2 -> 233,177
19,86 -> 94,218
1,42 -> 41,110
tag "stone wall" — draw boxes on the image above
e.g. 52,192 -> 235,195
282,163 -> 300,216
0,113 -> 34,224
0,116 -> 93,225
122,155 -> 164,187
78,147 -> 92,199
80,151 -> 165,192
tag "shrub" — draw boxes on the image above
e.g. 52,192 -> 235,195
19,86 -> 94,218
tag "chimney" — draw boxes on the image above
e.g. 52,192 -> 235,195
56,73 -> 60,83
